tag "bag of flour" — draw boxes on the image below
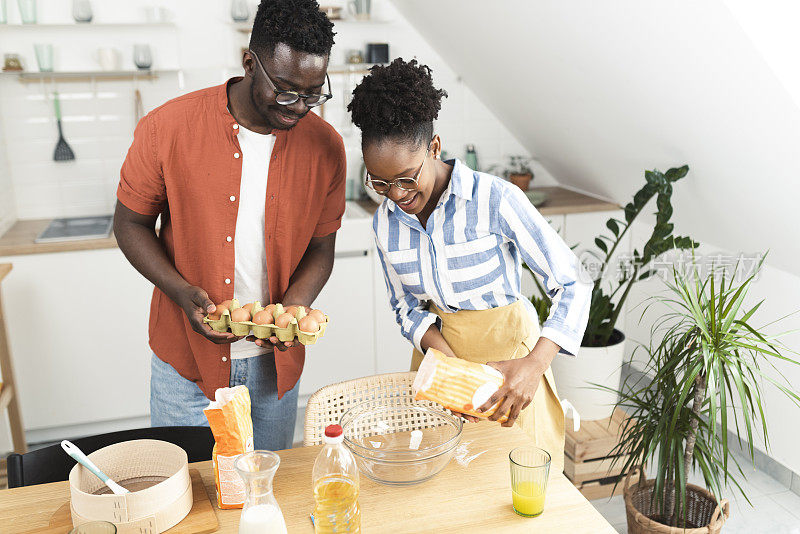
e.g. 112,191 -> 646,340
412,348 -> 509,422
204,385 -> 254,509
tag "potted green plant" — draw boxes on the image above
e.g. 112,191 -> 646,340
608,255 -> 800,533
489,155 -> 535,190
543,165 -> 697,420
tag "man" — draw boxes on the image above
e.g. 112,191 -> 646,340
114,0 -> 344,450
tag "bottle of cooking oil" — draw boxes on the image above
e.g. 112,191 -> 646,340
312,424 -> 361,533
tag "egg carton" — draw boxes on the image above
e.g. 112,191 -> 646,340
203,299 -> 328,346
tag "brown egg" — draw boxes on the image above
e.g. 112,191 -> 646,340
284,305 -> 301,317
219,299 -> 233,309
298,316 -> 320,333
230,307 -> 251,323
243,302 -> 255,313
252,310 -> 274,325
264,304 -> 277,316
209,302 -> 230,320
308,309 -> 327,323
275,312 -> 294,328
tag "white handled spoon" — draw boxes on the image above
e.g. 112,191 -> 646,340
61,440 -> 129,495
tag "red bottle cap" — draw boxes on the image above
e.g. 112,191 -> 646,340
325,424 -> 343,438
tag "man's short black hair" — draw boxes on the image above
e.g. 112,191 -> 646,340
250,0 -> 335,57
348,58 -> 448,149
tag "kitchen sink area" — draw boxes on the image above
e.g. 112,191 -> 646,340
34,215 -> 114,243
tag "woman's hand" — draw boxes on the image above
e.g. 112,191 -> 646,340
477,338 -> 560,427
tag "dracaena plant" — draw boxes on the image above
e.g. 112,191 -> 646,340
608,255 -> 800,527
525,166 -> 698,341
582,165 -> 698,347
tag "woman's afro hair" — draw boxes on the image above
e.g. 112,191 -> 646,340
250,0 -> 335,56
348,58 -> 448,148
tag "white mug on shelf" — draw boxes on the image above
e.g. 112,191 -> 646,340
96,47 -> 121,71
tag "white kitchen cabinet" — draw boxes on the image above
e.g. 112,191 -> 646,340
562,209 -> 630,291
372,251 -> 414,374
0,248 -> 153,436
299,249 -> 375,396
520,213 -> 568,301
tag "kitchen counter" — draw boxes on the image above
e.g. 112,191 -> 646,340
355,185 -> 617,216
0,219 -> 118,257
0,188 -> 617,257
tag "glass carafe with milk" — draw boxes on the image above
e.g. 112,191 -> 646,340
234,451 -> 288,534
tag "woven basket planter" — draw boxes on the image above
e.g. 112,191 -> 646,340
623,471 -> 729,534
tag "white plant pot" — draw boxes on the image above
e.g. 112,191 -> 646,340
550,329 -> 625,421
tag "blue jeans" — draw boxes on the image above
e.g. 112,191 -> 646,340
150,353 -> 299,450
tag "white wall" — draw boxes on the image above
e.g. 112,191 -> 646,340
0,107 -> 14,236
623,232 -> 800,477
0,0 -> 550,223
390,0 -> 800,276
392,0 -> 800,475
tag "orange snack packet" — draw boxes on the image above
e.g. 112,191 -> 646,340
412,348 -> 509,422
204,385 -> 254,509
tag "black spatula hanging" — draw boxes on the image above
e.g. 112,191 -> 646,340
52,92 -> 75,162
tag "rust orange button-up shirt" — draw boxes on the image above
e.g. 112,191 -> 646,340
117,79 -> 346,400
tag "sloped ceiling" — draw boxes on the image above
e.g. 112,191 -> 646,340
391,0 -> 800,275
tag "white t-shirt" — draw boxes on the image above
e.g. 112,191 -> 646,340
230,124 -> 275,359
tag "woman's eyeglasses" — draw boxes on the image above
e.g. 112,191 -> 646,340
366,146 -> 430,195
249,50 -> 332,108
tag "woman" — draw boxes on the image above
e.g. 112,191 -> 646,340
348,59 -> 591,468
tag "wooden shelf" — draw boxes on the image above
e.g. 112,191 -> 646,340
234,19 -> 389,33
223,65 -> 375,76
3,69 -> 180,83
0,22 -> 176,29
328,63 -> 377,75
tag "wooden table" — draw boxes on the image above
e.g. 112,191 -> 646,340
0,424 -> 616,533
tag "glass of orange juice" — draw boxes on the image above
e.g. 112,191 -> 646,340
509,446 -> 551,517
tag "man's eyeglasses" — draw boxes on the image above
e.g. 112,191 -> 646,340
249,49 -> 332,108
366,145 -> 430,195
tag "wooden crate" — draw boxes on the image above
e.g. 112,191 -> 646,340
564,408 -> 638,500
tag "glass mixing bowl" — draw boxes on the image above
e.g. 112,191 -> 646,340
339,399 -> 463,486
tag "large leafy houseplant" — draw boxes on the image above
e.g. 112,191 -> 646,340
526,166 -> 698,346
610,256 -> 800,528
582,165 -> 697,347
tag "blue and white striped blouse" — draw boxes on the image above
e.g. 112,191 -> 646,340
373,158 -> 591,356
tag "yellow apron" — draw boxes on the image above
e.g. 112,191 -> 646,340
411,300 -> 565,471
